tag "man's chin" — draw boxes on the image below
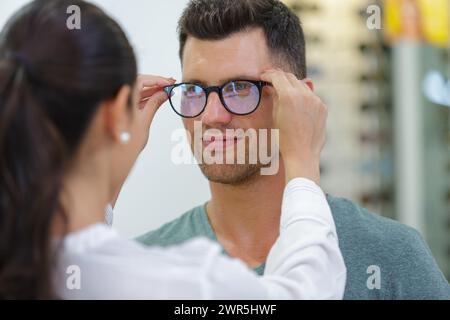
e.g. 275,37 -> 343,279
199,163 -> 262,185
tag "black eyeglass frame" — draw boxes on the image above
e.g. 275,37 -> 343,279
163,80 -> 272,118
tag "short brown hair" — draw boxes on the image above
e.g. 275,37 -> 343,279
178,0 -> 307,78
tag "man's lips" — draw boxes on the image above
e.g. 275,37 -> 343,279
202,135 -> 243,150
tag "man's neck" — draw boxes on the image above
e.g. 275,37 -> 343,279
206,163 -> 286,268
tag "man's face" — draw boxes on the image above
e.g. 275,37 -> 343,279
181,28 -> 277,185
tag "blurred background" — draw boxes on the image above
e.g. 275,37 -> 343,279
0,0 -> 449,279
283,0 -> 450,279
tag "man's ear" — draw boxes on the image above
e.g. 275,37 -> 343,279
303,78 -> 315,91
102,85 -> 132,142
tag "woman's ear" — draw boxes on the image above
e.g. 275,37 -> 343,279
102,85 -> 132,143
303,78 -> 315,91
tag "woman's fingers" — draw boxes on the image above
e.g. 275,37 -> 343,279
135,90 -> 171,152
141,86 -> 163,98
137,74 -> 175,88
140,91 -> 169,116
261,69 -> 293,98
139,86 -> 165,109
132,75 -> 176,151
137,75 -> 175,106
137,74 -> 176,111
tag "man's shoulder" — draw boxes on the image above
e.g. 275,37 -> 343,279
327,194 -> 421,247
327,195 -> 450,299
327,194 -> 433,266
136,205 -> 209,247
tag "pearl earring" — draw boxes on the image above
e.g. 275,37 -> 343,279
119,132 -> 131,144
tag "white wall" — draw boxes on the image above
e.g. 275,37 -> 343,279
0,0 -> 211,238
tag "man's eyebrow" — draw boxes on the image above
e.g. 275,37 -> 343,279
181,79 -> 206,86
182,75 -> 261,86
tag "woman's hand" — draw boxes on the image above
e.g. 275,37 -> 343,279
134,74 -> 176,151
260,69 -> 327,185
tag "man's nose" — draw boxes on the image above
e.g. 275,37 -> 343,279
200,92 -> 233,127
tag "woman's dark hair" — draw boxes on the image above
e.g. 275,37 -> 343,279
0,0 -> 137,299
178,0 -> 306,78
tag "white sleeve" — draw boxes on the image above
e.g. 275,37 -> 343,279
201,178 -> 346,300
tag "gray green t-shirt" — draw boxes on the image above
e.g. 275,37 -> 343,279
137,195 -> 450,299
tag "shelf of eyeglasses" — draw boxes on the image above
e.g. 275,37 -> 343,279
319,172 -> 377,188
307,48 -> 389,64
321,146 -> 392,164
287,1 -> 322,14
324,112 -> 390,133
321,111 -> 390,132
320,178 -> 393,203
311,83 -> 390,108
301,27 -> 380,47
358,42 -> 391,55
298,0 -> 382,28
308,36 -> 382,50
298,4 -> 381,34
308,92 -> 387,111
357,156 -> 394,178
321,149 -> 388,162
358,131 -> 392,145
359,102 -> 392,114
322,150 -> 394,172
302,33 -> 387,50
300,13 -> 375,28
320,169 -> 392,186
359,189 -> 394,206
315,77 -> 390,91
289,0 -> 381,19
306,62 -> 389,79
305,72 -> 387,87
299,7 -> 382,29
306,58 -> 387,75
358,118 -> 393,134
305,74 -> 390,92
320,155 -> 392,170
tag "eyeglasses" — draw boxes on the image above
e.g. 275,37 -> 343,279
163,80 -> 271,118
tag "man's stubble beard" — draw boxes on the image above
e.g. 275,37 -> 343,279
189,125 -> 277,186
193,141 -> 267,186
198,162 -> 263,186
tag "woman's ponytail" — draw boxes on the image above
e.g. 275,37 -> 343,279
0,55 -> 68,299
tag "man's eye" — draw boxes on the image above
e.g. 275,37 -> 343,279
224,82 -> 250,93
235,83 -> 248,90
184,85 -> 202,95
234,82 -> 253,97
